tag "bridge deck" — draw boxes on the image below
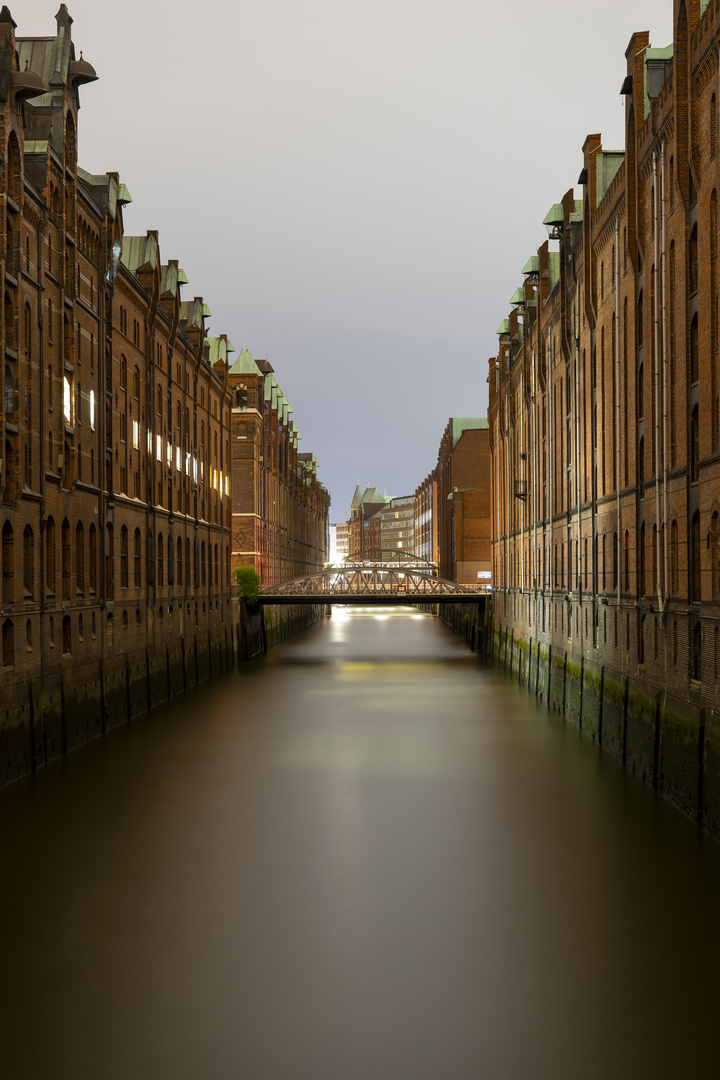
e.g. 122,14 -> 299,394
257,593 -> 486,606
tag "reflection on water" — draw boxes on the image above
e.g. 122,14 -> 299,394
2,606 -> 720,1079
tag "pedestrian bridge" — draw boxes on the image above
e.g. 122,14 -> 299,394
258,561 -> 487,606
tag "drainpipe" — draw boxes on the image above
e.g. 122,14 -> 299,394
615,216 -> 621,606
532,349 -> 538,593
661,141 -> 668,610
520,367 -> 525,592
653,150 -> 662,609
548,334 -> 554,593
505,386 -> 510,592
496,411 -> 502,589
574,288 -> 581,599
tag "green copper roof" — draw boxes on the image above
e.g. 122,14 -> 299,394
229,349 -> 263,380
117,183 -> 132,205
206,337 -> 235,366
451,417 -> 488,449
543,203 -> 564,227
178,269 -> 189,284
510,287 -> 525,306
497,318 -> 510,336
522,256 -> 539,275
595,153 -> 625,206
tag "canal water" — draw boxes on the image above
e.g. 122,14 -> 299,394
2,607 -> 720,1079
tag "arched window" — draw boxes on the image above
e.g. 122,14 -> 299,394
712,511 -> 720,597
20,524 -> 34,598
652,524 -> 658,594
692,621 -> 702,682
691,405 -> 700,481
89,523 -> 97,592
46,516 -> 56,594
105,523 -> 114,600
120,355 -> 127,391
214,544 -> 219,589
639,522 -> 646,597
158,532 -> 164,587
624,530 -> 630,593
133,366 -> 140,399
75,522 -> 84,594
168,534 -> 174,586
690,315 -> 699,384
612,531 -> 618,592
61,519 -> 71,600
62,615 -> 71,655
692,511 -> 701,601
2,619 -> 14,668
177,536 -> 183,587
671,520 -> 679,594
2,521 -> 13,603
690,224 -> 698,295
201,541 -> 206,587
134,528 -> 141,588
120,526 -> 128,588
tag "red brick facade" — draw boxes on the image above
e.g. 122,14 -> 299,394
0,7 -> 328,781
228,351 -> 329,587
488,1 -> 720,811
435,419 -> 492,585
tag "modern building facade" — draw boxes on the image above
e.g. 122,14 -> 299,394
414,471 -> 437,565
379,495 -> 414,559
488,0 -> 720,830
332,520 -> 349,562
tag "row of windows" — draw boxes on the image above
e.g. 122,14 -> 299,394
1,598 -> 225,668
500,512 -> 720,601
1,519 -> 230,603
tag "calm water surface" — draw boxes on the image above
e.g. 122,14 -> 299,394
2,607 -> 720,1079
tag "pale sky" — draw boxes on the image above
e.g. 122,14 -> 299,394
18,0 -> 674,517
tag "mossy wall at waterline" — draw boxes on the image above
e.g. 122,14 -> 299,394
439,598 -> 715,838
0,602 -> 324,789
490,615 -> 714,836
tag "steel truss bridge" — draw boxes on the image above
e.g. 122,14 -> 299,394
258,561 -> 487,606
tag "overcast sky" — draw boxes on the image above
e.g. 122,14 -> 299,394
20,0 -> 674,517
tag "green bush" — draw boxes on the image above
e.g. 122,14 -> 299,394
233,565 -> 261,605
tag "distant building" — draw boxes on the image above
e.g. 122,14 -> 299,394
334,521 -> 349,562
436,419 -> 492,585
379,496 -> 415,559
348,484 -> 392,560
414,471 -> 437,565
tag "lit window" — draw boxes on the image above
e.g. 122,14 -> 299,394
132,419 -> 139,449
176,446 -> 181,471
166,442 -> 172,467
156,434 -> 162,462
63,376 -> 72,423
89,389 -> 95,430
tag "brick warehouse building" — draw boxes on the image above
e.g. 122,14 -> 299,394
488,0 -> 720,832
0,7 -> 328,782
435,418 -> 492,585
227,348 -> 329,587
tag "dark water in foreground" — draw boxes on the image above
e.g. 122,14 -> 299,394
2,607 -> 720,1079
